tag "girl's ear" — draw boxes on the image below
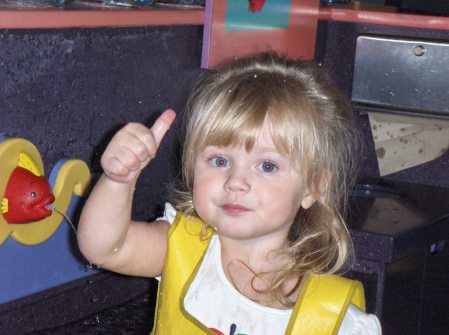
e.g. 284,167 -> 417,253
300,169 -> 331,209
301,192 -> 316,209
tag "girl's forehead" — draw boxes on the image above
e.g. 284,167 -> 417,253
253,123 -> 278,149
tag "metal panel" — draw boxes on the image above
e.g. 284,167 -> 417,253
351,35 -> 449,118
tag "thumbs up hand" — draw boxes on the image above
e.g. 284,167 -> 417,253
101,109 -> 176,183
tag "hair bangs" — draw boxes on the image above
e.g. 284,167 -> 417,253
196,85 -> 271,152
263,95 -> 318,176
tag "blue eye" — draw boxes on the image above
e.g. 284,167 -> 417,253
211,156 -> 229,168
257,161 -> 277,173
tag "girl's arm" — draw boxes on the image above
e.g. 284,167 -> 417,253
77,109 -> 176,277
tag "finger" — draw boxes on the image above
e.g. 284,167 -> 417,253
150,109 -> 176,148
102,156 -> 132,180
120,133 -> 153,163
109,123 -> 154,163
113,146 -> 143,171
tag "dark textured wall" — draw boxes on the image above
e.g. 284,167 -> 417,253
0,25 -> 204,220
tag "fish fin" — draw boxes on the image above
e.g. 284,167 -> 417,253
1,197 -> 8,214
18,152 -> 42,176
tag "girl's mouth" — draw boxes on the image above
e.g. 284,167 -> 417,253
221,204 -> 249,215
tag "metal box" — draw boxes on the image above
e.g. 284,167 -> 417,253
351,35 -> 449,118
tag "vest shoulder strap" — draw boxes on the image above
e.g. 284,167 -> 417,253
286,274 -> 366,335
153,212 -> 212,334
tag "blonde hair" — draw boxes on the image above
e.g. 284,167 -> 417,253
174,52 -> 360,307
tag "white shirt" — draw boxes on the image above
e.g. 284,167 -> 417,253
159,203 -> 382,335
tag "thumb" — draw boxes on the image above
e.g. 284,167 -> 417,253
151,109 -> 176,147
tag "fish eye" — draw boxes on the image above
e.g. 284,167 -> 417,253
30,192 -> 37,198
257,161 -> 277,173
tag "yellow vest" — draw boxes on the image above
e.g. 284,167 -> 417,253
152,212 -> 366,335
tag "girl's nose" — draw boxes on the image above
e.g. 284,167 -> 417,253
224,168 -> 250,193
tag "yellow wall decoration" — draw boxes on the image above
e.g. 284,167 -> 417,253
0,138 -> 91,245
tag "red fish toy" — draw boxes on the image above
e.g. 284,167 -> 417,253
1,165 -> 55,224
248,0 -> 266,13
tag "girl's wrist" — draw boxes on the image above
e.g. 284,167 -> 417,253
100,172 -> 139,192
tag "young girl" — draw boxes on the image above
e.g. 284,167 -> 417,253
78,53 -> 381,335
